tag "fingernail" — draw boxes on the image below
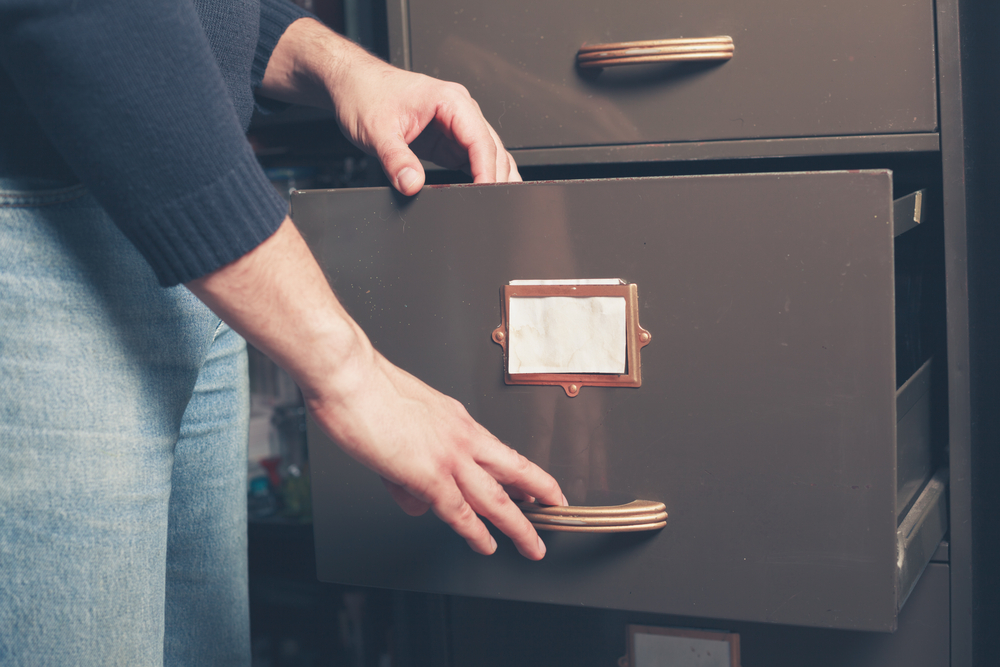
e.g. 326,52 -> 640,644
561,494 -> 569,506
490,536 -> 498,553
397,167 -> 418,193
536,535 -> 547,558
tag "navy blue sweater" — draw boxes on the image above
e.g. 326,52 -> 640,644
0,0 -> 310,286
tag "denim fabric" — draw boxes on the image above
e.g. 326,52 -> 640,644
0,179 -> 250,665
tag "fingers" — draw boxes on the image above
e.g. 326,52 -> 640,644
438,93 -> 497,185
486,124 -> 510,183
428,482 -> 499,556
458,465 -> 549,560
423,435 -> 563,560
426,466 -> 546,560
374,136 -> 427,196
507,153 -> 522,183
475,440 -> 567,508
360,74 -> 518,189
485,124 -> 521,185
431,84 -> 518,186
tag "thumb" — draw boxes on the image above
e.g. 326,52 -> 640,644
376,137 -> 426,196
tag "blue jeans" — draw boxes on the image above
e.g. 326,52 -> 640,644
0,179 -> 251,665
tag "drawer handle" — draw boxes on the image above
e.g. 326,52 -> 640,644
577,36 -> 734,69
518,499 -> 667,533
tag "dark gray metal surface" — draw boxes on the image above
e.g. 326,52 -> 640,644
502,134 -> 941,169
896,469 -> 948,611
295,171 -> 917,631
446,563 -> 951,667
937,0 -> 974,665
895,360 -> 933,517
398,0 -> 936,150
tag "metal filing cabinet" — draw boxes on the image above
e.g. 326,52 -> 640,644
294,170 -> 945,632
292,0 -> 995,662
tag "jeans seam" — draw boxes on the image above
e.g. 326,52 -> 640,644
0,184 -> 88,208
212,319 -> 227,342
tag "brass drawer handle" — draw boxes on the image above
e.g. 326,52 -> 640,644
577,36 -> 734,69
519,499 -> 667,533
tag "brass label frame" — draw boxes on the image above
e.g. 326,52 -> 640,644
491,283 -> 651,397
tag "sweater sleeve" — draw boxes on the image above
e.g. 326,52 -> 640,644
0,0 -> 290,286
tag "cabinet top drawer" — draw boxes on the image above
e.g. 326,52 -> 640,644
401,0 -> 937,151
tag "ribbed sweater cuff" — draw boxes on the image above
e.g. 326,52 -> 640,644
129,150 -> 288,287
253,0 -> 314,90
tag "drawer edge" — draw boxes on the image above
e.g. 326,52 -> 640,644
897,468 -> 949,612
501,134 -> 941,168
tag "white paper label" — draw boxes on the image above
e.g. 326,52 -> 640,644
508,296 -> 626,374
633,633 -> 733,667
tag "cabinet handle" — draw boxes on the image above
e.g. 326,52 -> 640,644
577,36 -> 734,69
518,499 -> 667,533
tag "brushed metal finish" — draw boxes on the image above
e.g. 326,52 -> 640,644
401,0 -> 937,149
294,171 -> 909,630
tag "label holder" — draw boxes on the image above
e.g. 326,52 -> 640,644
491,281 -> 651,397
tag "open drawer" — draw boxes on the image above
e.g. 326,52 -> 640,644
292,170 -> 945,631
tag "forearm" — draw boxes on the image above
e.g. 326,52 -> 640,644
187,216 -> 563,560
257,17 -> 369,111
186,216 -> 371,406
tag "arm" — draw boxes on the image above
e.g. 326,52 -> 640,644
0,0 -> 287,287
244,16 -> 561,555
256,17 -> 520,195
187,217 -> 564,560
2,0 -> 557,556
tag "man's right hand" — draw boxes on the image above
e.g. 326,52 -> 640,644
188,217 -> 565,560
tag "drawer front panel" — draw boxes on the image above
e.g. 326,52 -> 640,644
294,171 -> 900,630
405,0 -> 936,149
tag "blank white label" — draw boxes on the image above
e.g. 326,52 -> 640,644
508,296 -> 626,374
633,633 -> 733,667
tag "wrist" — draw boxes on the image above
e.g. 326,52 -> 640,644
185,217 -> 378,411
259,17 -> 353,109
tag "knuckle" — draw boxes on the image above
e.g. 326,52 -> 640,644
485,478 -> 510,506
443,394 -> 467,416
508,448 -> 534,477
452,500 -> 478,526
445,80 -> 471,98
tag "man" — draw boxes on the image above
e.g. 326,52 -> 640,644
0,1 -> 564,663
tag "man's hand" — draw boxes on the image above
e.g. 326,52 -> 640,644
188,219 -> 564,559
259,18 -> 520,195
308,339 -> 563,559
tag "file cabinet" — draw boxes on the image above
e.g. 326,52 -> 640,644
294,169 -> 944,631
294,0 -> 998,662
